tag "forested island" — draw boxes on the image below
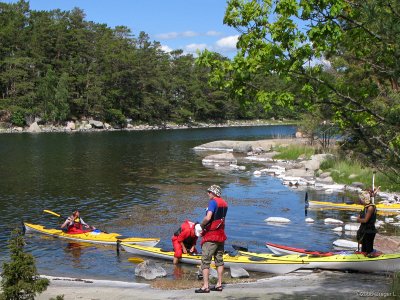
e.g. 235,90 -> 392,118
0,0 -> 296,131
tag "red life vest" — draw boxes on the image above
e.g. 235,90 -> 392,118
67,217 -> 90,234
201,197 -> 228,245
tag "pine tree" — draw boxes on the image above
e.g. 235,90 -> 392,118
1,228 -> 49,300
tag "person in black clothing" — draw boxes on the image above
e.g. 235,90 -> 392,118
357,187 -> 379,254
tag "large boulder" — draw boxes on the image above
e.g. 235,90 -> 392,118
27,122 -> 41,133
202,153 -> 237,166
66,121 -> 76,131
135,260 -> 167,280
230,267 -> 250,278
232,143 -> 253,153
89,120 -> 104,129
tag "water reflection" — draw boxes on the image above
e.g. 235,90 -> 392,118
64,243 -> 85,267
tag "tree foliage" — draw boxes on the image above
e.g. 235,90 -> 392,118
0,0 -> 288,126
1,228 -> 49,300
198,0 -> 400,177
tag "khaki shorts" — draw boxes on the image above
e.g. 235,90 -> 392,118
201,242 -> 224,270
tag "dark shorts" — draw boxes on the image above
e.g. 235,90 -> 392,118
201,242 -> 224,270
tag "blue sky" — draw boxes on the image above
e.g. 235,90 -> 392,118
4,0 -> 240,57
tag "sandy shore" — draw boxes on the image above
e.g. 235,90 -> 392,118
35,270 -> 396,300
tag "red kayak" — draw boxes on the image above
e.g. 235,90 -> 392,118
266,242 -> 339,256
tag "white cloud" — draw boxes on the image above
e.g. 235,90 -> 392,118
184,43 -> 208,53
181,31 -> 198,38
155,30 -> 220,40
161,44 -> 173,53
155,31 -> 198,40
156,32 -> 179,39
215,35 -> 239,50
206,30 -> 221,36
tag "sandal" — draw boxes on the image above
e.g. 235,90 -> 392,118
195,287 -> 210,293
210,285 -> 223,292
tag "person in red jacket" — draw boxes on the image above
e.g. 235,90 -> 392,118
195,184 -> 228,293
61,210 -> 95,234
172,220 -> 198,264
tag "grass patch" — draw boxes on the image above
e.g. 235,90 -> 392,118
272,144 -> 315,160
320,157 -> 400,192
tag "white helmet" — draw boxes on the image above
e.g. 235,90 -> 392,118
195,224 -> 203,237
207,185 -> 221,197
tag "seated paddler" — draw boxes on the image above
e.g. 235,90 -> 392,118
61,209 -> 96,234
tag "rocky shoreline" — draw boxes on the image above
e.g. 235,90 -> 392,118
193,138 -> 400,253
0,119 -> 292,134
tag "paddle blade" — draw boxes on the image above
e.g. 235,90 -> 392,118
43,210 -> 61,217
128,257 -> 145,264
232,244 -> 248,252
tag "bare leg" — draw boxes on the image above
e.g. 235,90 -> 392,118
202,268 -> 210,289
173,257 -> 179,265
216,265 -> 224,287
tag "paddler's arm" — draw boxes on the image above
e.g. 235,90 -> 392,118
80,218 -> 96,230
61,217 -> 72,228
200,210 -> 213,229
180,242 -> 187,254
357,206 -> 374,223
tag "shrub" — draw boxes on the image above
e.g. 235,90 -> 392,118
1,228 -> 49,300
10,110 -> 25,127
105,109 -> 126,127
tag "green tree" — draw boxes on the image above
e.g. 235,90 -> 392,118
198,0 -> 400,178
1,228 -> 49,300
52,72 -> 70,122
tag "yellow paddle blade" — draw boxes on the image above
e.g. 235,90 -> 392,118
43,209 -> 61,217
128,257 -> 145,263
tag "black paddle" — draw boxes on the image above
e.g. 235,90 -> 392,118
304,192 -> 309,216
232,244 -> 249,252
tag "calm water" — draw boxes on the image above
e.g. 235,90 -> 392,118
0,125 -> 358,281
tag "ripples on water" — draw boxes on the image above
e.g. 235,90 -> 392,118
0,126 -> 365,281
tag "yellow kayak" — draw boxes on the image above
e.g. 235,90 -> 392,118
308,200 -> 400,212
239,250 -> 400,272
121,243 -> 306,274
24,222 -> 160,246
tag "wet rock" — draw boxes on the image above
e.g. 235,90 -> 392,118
202,153 -> 237,166
344,223 -> 359,231
230,267 -> 249,278
135,260 -> 167,280
233,143 -> 252,153
265,217 -> 291,223
324,218 -> 343,224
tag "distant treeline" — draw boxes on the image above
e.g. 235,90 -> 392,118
0,0 -> 296,127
